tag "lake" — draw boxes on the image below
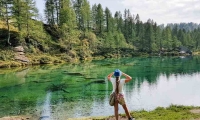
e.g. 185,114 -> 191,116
0,56 -> 200,119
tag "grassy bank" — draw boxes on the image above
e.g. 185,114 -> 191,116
67,105 -> 200,120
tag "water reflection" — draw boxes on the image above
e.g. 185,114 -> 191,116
39,92 -> 52,120
1,56 -> 200,119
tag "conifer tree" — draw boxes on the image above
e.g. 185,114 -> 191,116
59,0 -> 76,28
95,3 -> 104,35
105,7 -> 112,32
91,4 -> 97,31
81,0 -> 90,31
44,0 -> 55,25
24,0 -> 38,39
114,11 -> 123,32
1,0 -> 13,45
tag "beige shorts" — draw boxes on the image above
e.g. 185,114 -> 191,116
116,93 -> 126,105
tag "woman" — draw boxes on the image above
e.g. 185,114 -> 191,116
107,69 -> 133,120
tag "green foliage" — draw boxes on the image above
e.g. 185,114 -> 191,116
0,50 -> 14,61
1,0 -> 200,63
59,0 -> 76,28
96,4 -> 104,35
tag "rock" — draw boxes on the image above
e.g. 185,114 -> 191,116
13,46 -> 29,63
14,46 -> 24,52
17,52 -> 25,55
14,55 -> 29,63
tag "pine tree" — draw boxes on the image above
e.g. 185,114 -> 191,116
81,0 -> 90,31
114,11 -> 123,32
123,9 -> 128,41
12,0 -> 38,41
44,0 -> 55,25
163,26 -> 173,50
24,0 -> 38,39
1,0 -> 13,45
73,0 -> 91,31
127,10 -> 135,45
12,0 -> 24,32
91,4 -> 97,32
154,23 -> 162,51
104,7 -> 112,32
144,19 -> 155,53
59,0 -> 76,28
0,0 -> 4,20
96,3 -> 104,35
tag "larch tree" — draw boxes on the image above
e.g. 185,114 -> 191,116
114,11 -> 123,32
1,0 -> 13,45
104,7 -> 112,32
91,4 -> 97,32
96,3 -> 104,35
59,0 -> 76,27
81,0 -> 90,31
24,0 -> 38,39
44,0 -> 55,25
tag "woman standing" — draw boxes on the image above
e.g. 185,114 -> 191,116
107,69 -> 133,120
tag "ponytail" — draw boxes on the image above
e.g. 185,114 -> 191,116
115,77 -> 119,94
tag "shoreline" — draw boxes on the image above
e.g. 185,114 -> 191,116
1,53 -> 198,69
1,105 -> 200,120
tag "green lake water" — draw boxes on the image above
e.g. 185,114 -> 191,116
1,56 -> 200,119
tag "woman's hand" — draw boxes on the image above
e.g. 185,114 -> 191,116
107,72 -> 114,80
122,72 -> 132,83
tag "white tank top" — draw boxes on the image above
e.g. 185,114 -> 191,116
110,78 -> 125,94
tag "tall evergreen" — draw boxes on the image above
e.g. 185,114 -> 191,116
44,0 -> 55,25
1,0 -> 13,45
154,23 -> 162,51
144,19 -> 155,53
24,0 -> 38,39
114,11 -> 123,32
91,4 -> 97,32
163,26 -> 173,50
104,7 -> 112,32
12,0 -> 38,41
127,10 -> 135,44
96,3 -> 104,35
81,0 -> 90,31
59,0 -> 76,27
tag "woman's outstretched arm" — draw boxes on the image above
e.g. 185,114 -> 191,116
107,72 -> 114,81
122,72 -> 132,83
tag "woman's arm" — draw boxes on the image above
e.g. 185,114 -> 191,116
122,72 -> 132,83
107,72 -> 114,81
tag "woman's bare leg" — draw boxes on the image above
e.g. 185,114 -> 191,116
114,100 -> 119,120
122,104 -> 131,119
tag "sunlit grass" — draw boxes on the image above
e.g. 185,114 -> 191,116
0,20 -> 18,32
68,105 -> 200,120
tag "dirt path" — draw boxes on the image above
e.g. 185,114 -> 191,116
0,116 -> 30,120
190,109 -> 200,114
107,116 -> 132,120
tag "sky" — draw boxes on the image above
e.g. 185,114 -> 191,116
35,0 -> 200,25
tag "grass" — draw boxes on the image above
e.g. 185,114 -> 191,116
67,105 -> 200,120
130,105 -> 200,120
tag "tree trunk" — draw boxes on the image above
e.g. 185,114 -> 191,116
5,3 -> 11,45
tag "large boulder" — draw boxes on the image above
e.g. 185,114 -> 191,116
14,46 -> 29,63
14,55 -> 29,63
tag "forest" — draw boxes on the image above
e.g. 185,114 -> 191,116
0,0 -> 200,67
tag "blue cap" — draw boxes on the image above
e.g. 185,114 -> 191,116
114,69 -> 122,77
